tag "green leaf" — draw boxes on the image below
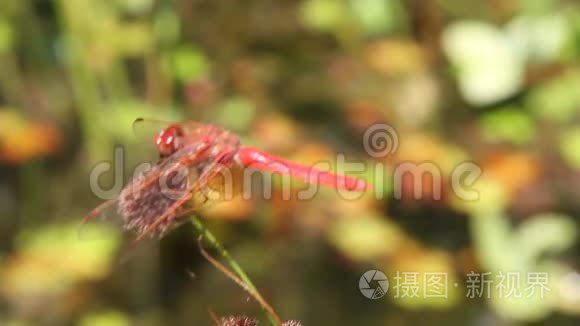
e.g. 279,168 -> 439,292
116,0 -> 154,15
80,311 -> 131,326
514,0 -> 559,15
0,19 -> 14,52
328,215 -> 403,261
14,222 -> 120,285
300,0 -> 347,32
168,46 -> 210,82
528,70 -> 580,122
349,0 -> 400,36
115,23 -> 154,56
506,14 -> 568,62
559,128 -> 580,168
515,213 -> 578,262
479,107 -> 536,145
217,97 -> 256,132
442,21 -> 525,106
153,9 -> 180,47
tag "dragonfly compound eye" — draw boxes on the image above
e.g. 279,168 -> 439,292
155,125 -> 183,157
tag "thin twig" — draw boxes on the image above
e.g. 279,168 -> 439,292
198,236 -> 282,325
208,308 -> 219,325
191,216 -> 281,326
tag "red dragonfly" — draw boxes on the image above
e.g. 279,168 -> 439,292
83,119 -> 370,245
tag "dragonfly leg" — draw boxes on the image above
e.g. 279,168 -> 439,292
82,199 -> 117,223
195,150 -> 237,198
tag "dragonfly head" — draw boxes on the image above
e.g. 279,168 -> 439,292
155,124 -> 184,157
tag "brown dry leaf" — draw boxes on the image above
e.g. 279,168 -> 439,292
391,133 -> 468,201
389,244 -> 461,309
392,132 -> 468,172
196,164 -> 255,221
251,113 -> 300,151
200,196 -> 255,221
481,151 -> 540,199
328,55 -> 361,84
365,39 -> 427,76
0,110 -> 61,163
289,142 -> 335,164
397,169 -> 449,201
456,247 -> 480,275
185,79 -> 218,108
229,58 -> 269,95
344,99 -> 388,132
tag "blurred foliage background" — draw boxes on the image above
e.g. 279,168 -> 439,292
1,0 -> 580,325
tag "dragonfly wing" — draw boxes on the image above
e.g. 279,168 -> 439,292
78,199 -> 125,242
79,193 -> 162,263
133,151 -> 244,243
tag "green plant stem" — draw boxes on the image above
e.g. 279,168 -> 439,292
20,160 -> 44,226
55,0 -> 109,161
190,216 -> 279,326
